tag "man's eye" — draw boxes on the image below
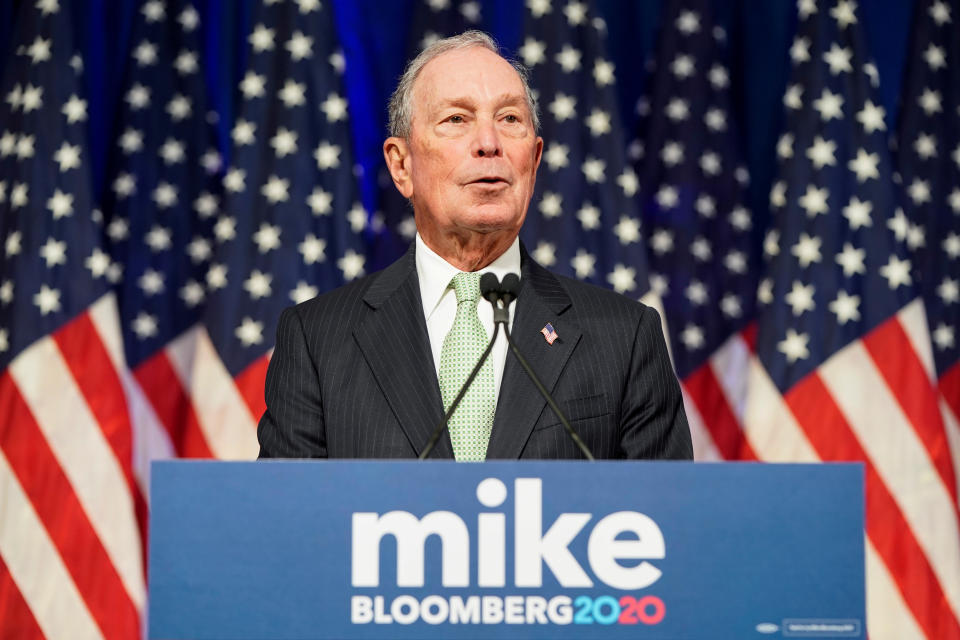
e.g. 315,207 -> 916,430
447,115 -> 464,123
504,114 -> 519,123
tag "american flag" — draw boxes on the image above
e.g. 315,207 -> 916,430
201,0 -> 367,430
0,1 -> 146,639
98,0 -> 247,467
895,0 -> 960,504
631,0 -> 759,463
518,0 -> 652,300
408,0 -> 481,52
540,322 -> 558,345
0,0 -> 367,636
743,1 -> 960,637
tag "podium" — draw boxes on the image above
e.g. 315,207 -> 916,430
149,461 -> 865,639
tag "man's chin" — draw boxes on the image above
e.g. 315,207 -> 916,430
456,205 -> 524,233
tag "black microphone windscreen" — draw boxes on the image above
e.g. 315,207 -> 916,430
501,273 -> 520,297
480,272 -> 501,302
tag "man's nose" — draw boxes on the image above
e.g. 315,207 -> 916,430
472,119 -> 502,158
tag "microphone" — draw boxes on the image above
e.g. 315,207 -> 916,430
480,271 -> 501,304
482,272 -> 509,324
418,273 -> 502,460
419,272 -> 596,461
495,278 -> 595,461
499,272 -> 520,305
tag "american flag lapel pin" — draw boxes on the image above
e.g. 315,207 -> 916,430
540,322 -> 558,345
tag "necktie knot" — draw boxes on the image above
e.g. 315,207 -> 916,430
451,271 -> 482,305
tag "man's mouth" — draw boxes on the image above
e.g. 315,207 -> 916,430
469,177 -> 508,185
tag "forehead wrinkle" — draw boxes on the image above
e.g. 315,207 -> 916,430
434,92 -> 528,112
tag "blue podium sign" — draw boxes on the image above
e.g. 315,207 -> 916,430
149,461 -> 864,639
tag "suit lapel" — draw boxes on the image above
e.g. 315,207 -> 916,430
353,247 -> 453,458
486,252 -> 582,459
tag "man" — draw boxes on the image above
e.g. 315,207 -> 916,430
257,31 -> 692,460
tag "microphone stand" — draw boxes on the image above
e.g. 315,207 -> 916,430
494,274 -> 595,461
419,273 -> 596,461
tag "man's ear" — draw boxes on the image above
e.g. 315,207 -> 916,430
383,137 -> 413,199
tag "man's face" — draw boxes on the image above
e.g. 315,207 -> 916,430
392,46 -> 543,244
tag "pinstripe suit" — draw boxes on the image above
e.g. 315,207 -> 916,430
257,245 -> 692,459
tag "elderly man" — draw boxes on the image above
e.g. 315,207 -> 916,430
257,31 -> 692,460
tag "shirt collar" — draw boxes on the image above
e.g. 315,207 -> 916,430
415,233 -> 521,319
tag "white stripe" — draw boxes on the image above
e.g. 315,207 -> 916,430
708,330 -> 751,423
89,294 -> 175,501
898,300 -> 960,508
943,398 -> 960,509
0,450 -> 104,640
865,537 -> 925,640
679,382 -> 722,461
8,337 -> 146,610
897,299 -> 937,382
742,355 -> 819,462
165,326 -> 259,460
820,341 -> 960,621
87,295 -> 126,381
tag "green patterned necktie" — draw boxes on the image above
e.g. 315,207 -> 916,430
438,272 -> 495,461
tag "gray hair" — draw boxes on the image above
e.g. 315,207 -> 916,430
387,30 -> 540,139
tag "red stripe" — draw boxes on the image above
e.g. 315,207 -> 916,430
862,318 -> 959,508
134,350 -> 213,458
940,361 -> 960,421
740,322 -> 758,353
0,372 -> 141,640
52,313 -> 149,573
683,361 -> 757,461
0,554 -> 45,640
235,353 -> 269,422
786,373 -> 960,640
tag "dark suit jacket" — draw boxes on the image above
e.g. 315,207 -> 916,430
258,245 -> 692,459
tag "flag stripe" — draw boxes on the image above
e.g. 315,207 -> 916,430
743,356 -> 819,462
167,327 -> 259,460
819,339 -> 960,621
710,329 -> 754,422
862,316 -> 959,508
896,300 -> 938,382
740,323 -> 757,353
52,313 -> 150,564
0,449 -> 106,640
87,295 -> 174,497
7,335 -> 146,612
865,537 -> 925,640
0,553 -> 46,640
0,374 -> 137,640
684,361 -> 756,460
943,397 -> 960,508
680,384 -> 723,461
942,363 -> 960,423
786,372 -> 960,640
134,350 -> 213,458
234,352 -> 270,423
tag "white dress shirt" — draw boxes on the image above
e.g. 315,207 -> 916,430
416,233 -> 519,404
